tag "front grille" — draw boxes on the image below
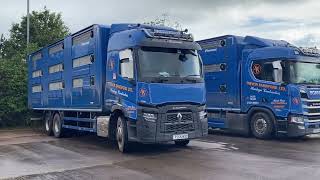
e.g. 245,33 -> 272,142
162,112 -> 195,133
165,113 -> 193,123
307,115 -> 320,120
165,123 -> 194,132
306,101 -> 320,107
307,108 -> 320,114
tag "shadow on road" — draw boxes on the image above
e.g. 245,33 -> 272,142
48,131 -> 185,156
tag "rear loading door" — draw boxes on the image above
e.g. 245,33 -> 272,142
30,51 -> 45,108
201,39 -> 240,109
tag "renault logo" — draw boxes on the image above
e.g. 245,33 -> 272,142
177,113 -> 183,121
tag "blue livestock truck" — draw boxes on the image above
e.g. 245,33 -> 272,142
28,24 -> 208,152
198,35 -> 320,138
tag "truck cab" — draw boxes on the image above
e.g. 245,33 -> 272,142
198,35 -> 320,138
104,24 -> 208,150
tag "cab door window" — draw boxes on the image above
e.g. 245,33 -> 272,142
119,49 -> 134,79
252,60 -> 283,83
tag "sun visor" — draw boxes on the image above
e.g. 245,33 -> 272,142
139,38 -> 201,50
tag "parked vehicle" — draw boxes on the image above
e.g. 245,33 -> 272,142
28,24 -> 208,152
198,35 -> 320,138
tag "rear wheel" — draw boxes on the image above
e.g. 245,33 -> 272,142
250,112 -> 274,139
175,140 -> 190,146
44,112 -> 53,136
53,113 -> 64,138
116,116 -> 130,153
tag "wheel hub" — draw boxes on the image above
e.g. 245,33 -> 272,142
45,120 -> 49,131
117,119 -> 123,144
54,119 -> 60,133
255,118 -> 267,135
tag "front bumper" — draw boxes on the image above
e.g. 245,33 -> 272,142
287,120 -> 320,137
130,104 -> 208,143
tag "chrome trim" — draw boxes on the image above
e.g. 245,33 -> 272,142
301,98 -> 320,102
305,119 -> 320,123
303,112 -> 320,116
303,105 -> 320,109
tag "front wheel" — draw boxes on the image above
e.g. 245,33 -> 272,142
174,140 -> 190,146
116,116 -> 130,153
250,112 -> 274,139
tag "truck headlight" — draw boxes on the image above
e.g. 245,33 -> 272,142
199,111 -> 207,120
289,115 -> 304,124
143,113 -> 157,122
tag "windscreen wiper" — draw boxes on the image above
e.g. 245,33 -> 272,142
152,76 -> 170,83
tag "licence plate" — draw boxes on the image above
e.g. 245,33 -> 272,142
173,134 -> 188,140
313,129 -> 320,133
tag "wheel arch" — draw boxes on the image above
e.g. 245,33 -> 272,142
247,106 -> 276,123
109,105 -> 126,140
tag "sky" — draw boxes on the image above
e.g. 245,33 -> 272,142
1,0 -> 320,47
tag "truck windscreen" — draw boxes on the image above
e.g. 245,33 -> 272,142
137,47 -> 203,83
285,61 -> 320,84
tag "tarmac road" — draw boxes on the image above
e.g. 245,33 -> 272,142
1,129 -> 320,180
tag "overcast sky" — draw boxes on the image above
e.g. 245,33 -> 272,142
1,0 -> 320,47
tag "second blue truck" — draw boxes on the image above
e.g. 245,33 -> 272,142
198,35 -> 320,138
28,24 -> 208,152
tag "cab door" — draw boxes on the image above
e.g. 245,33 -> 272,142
106,49 -> 137,119
242,59 -> 289,116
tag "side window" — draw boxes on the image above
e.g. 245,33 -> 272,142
119,49 -> 134,79
32,52 -> 42,69
73,78 -> 83,88
49,43 -> 64,55
252,60 -> 283,83
72,31 -> 93,46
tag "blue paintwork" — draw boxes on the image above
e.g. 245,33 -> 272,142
28,25 -> 109,111
198,35 -> 320,135
137,82 -> 205,105
28,23 -> 205,125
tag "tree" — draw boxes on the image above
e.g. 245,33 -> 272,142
0,8 -> 69,127
144,13 -> 183,30
0,34 -> 5,59
1,7 -> 69,59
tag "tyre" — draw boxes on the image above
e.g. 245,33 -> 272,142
250,112 -> 274,139
53,113 -> 64,138
44,112 -> 53,136
116,116 -> 130,153
174,140 -> 190,146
